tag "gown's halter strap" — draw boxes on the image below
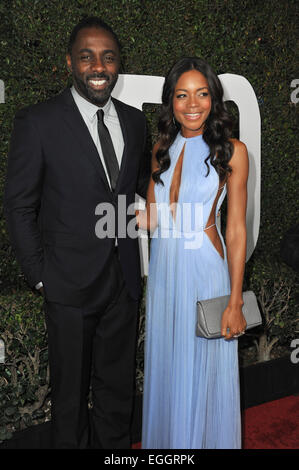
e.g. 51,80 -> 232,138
204,223 -> 216,231
203,184 -> 225,232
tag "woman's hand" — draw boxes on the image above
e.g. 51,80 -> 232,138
221,303 -> 247,340
135,209 -> 142,228
135,206 -> 157,232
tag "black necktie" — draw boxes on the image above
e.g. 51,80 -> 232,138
97,109 -> 119,192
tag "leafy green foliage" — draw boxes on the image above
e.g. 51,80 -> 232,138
0,293 -> 49,442
242,256 -> 298,363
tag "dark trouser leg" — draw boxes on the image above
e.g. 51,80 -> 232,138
91,280 -> 139,449
44,301 -> 95,449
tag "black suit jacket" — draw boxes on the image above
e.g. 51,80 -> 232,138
4,88 -> 149,306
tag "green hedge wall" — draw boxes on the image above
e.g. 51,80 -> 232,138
0,0 -> 298,440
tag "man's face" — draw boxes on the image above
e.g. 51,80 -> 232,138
67,27 -> 120,106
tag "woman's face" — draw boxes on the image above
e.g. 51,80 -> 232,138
172,69 -> 212,138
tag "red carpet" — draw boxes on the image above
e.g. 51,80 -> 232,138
242,395 -> 299,449
133,395 -> 299,449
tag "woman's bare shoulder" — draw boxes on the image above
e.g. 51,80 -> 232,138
229,138 -> 248,166
230,138 -> 247,153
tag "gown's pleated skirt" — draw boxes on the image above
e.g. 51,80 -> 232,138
142,235 -> 241,449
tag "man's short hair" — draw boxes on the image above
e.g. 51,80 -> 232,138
68,16 -> 121,55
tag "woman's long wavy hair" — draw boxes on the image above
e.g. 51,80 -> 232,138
153,57 -> 233,185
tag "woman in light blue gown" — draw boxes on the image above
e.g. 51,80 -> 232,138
138,57 -> 249,449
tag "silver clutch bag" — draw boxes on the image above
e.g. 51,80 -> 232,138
196,290 -> 262,339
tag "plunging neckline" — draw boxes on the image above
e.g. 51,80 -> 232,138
169,143 -> 185,222
168,133 -> 203,223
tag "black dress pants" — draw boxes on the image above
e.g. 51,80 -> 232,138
44,249 -> 139,449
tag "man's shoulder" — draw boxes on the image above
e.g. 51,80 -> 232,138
15,88 -> 71,120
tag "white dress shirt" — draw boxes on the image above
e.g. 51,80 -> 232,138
71,85 -> 124,186
35,86 -> 124,291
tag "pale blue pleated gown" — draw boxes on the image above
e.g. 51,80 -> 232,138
142,133 -> 241,449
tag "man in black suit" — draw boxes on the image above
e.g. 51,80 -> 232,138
4,17 -> 149,449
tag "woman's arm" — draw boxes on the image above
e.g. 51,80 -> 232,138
136,142 -> 160,231
221,139 -> 249,340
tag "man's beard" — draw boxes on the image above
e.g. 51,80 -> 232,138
73,72 -> 118,106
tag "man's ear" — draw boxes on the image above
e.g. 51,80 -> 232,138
66,54 -> 72,72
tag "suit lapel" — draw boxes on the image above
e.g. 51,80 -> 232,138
60,88 -> 112,195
